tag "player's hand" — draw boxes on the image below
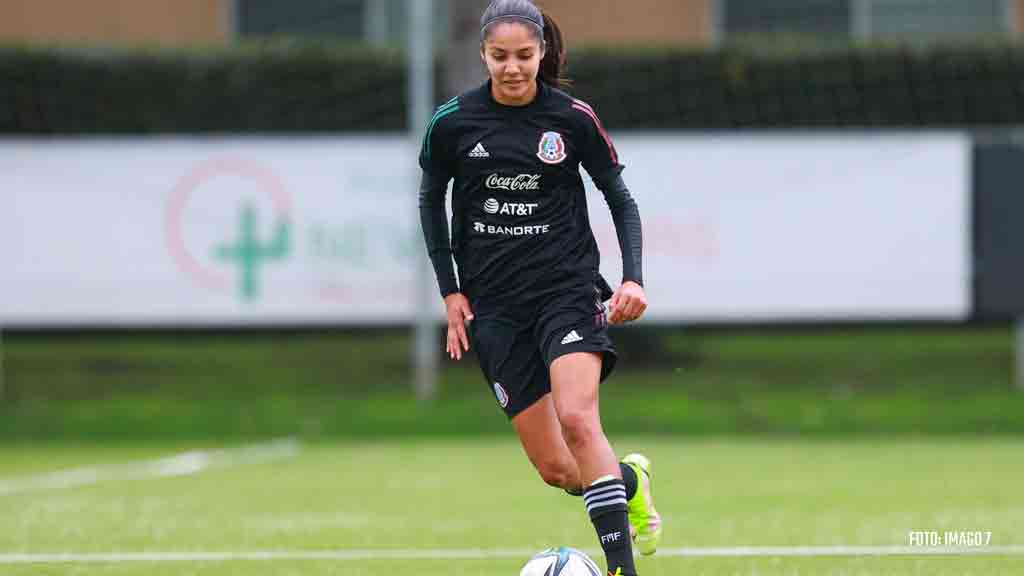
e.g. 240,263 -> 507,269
608,281 -> 647,325
443,292 -> 474,360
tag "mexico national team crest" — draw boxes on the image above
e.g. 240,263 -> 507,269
537,131 -> 567,164
493,382 -> 510,408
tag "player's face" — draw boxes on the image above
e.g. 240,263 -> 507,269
481,22 -> 544,106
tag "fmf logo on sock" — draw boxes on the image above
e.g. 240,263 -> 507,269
601,531 -> 623,544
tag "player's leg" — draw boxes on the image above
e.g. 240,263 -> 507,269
545,352 -> 660,557
511,393 -> 582,492
541,286 -> 662,557
470,314 -> 583,491
549,352 -> 617,483
550,351 -> 637,576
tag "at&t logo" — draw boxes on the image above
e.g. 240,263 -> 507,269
484,198 -> 539,216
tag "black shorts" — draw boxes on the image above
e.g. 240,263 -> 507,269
468,286 -> 618,419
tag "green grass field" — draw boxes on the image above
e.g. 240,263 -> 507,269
3,326 -> 1023,439
2,438 -> 1021,575
2,327 -> 1022,573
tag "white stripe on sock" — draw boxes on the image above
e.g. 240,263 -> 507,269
585,496 -> 628,513
583,484 -> 626,500
585,485 -> 622,500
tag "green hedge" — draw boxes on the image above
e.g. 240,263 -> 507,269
0,42 -> 408,134
3,40 -> 1024,133
571,43 -> 1024,129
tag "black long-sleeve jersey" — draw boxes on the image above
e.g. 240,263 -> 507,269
419,79 -> 642,311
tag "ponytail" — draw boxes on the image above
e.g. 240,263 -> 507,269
539,11 -> 570,89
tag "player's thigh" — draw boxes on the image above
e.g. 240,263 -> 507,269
549,351 -> 603,419
511,393 -> 578,480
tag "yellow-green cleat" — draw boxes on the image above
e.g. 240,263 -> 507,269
622,453 -> 662,556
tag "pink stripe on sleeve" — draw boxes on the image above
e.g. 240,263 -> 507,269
572,100 -> 618,165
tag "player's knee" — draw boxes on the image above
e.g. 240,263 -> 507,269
558,410 -> 597,451
535,459 -> 574,488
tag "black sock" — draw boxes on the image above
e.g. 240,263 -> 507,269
566,464 -> 636,499
584,478 -> 637,576
619,462 -> 638,501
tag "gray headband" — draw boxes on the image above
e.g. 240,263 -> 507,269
480,13 -> 544,39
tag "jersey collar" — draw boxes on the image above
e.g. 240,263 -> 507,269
483,78 -> 547,113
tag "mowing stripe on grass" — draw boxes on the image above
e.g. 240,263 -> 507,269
0,438 -> 299,496
1,546 -> 1022,563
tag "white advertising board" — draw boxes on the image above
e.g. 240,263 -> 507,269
0,133 -> 969,326
587,133 -> 971,322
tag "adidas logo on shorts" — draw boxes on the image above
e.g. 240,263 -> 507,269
561,330 -> 584,345
468,142 -> 490,158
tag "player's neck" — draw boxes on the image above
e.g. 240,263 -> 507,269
490,79 -> 539,108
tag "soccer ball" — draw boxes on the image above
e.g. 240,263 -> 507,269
520,547 -> 602,576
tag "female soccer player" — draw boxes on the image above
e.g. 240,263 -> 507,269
418,2 -> 660,574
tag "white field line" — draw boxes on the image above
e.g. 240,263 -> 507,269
0,545 -> 1022,564
0,438 -> 300,496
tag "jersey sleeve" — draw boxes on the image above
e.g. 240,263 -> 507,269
572,99 -> 643,287
418,99 -> 459,176
571,98 -> 622,180
595,172 -> 643,287
417,100 -> 461,297
419,171 -> 460,297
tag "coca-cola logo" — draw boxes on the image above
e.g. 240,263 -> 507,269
485,173 -> 541,191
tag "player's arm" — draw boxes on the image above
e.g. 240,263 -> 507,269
593,169 -> 646,324
593,169 -> 643,289
418,171 -> 459,298
574,98 -> 647,323
418,171 -> 474,360
418,103 -> 474,359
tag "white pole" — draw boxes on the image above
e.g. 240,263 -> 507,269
1017,318 -> 1024,392
709,0 -> 724,48
365,0 -> 389,46
851,0 -> 872,41
1004,0 -> 1017,38
410,0 -> 438,402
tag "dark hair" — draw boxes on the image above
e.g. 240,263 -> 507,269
539,11 -> 569,88
480,0 -> 569,89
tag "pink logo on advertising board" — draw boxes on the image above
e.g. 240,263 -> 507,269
165,157 -> 291,299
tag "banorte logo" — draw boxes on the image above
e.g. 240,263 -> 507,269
165,158 -> 291,302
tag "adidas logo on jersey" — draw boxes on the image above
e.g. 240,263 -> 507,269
468,142 -> 490,158
561,330 -> 584,345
